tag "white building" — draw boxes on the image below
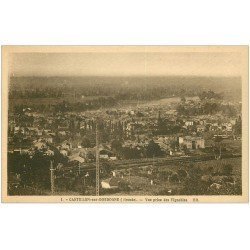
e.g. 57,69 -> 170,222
179,136 -> 205,149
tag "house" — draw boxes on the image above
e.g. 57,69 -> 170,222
44,149 -> 54,156
14,126 -> 20,133
196,137 -> 205,148
165,109 -> 177,115
61,141 -> 72,150
226,123 -> 233,132
33,141 -> 47,150
179,136 -> 205,149
157,142 -> 169,151
230,119 -> 237,125
199,120 -> 207,125
210,125 -> 218,131
185,121 -> 194,126
60,149 -> 68,156
68,155 -> 85,164
99,149 -> 114,159
101,177 -> 121,189
43,134 -> 53,144
197,125 -> 206,133
37,129 -> 43,136
58,131 -> 67,136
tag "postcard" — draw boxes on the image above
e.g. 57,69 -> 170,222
1,46 -> 248,203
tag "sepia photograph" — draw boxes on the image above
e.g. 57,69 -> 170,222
1,46 -> 248,203
1,2 -> 250,250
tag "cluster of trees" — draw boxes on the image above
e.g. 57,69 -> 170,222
51,97 -> 119,113
8,148 -> 67,191
177,102 -> 237,116
111,139 -> 164,160
234,116 -> 242,135
198,90 -> 222,100
181,164 -> 241,195
11,96 -> 118,113
154,122 -> 182,136
9,88 -> 63,99
10,76 -> 242,105
10,76 -> 205,101
153,162 -> 241,196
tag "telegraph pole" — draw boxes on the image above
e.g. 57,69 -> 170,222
96,121 -> 100,196
50,160 -> 55,195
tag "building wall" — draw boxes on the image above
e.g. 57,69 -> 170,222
185,141 -> 192,149
101,181 -> 111,189
196,139 -> 205,148
179,137 -> 184,144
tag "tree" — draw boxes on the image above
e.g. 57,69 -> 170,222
222,164 -> 233,176
111,139 -> 123,152
101,162 -> 112,177
30,150 -> 51,189
81,137 -> 91,148
146,140 -> 163,158
170,140 -> 179,151
180,96 -> 186,103
234,116 -> 242,136
169,172 -> 180,183
182,166 -> 208,195
178,169 -> 188,180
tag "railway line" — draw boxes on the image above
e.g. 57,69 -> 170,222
64,153 -> 242,172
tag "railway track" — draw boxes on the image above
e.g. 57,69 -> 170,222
65,153 -> 241,172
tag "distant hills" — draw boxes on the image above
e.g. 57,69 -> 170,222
9,75 -> 241,101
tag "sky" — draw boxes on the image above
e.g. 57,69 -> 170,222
9,51 -> 242,77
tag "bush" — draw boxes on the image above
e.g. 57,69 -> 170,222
222,164 -> 233,176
